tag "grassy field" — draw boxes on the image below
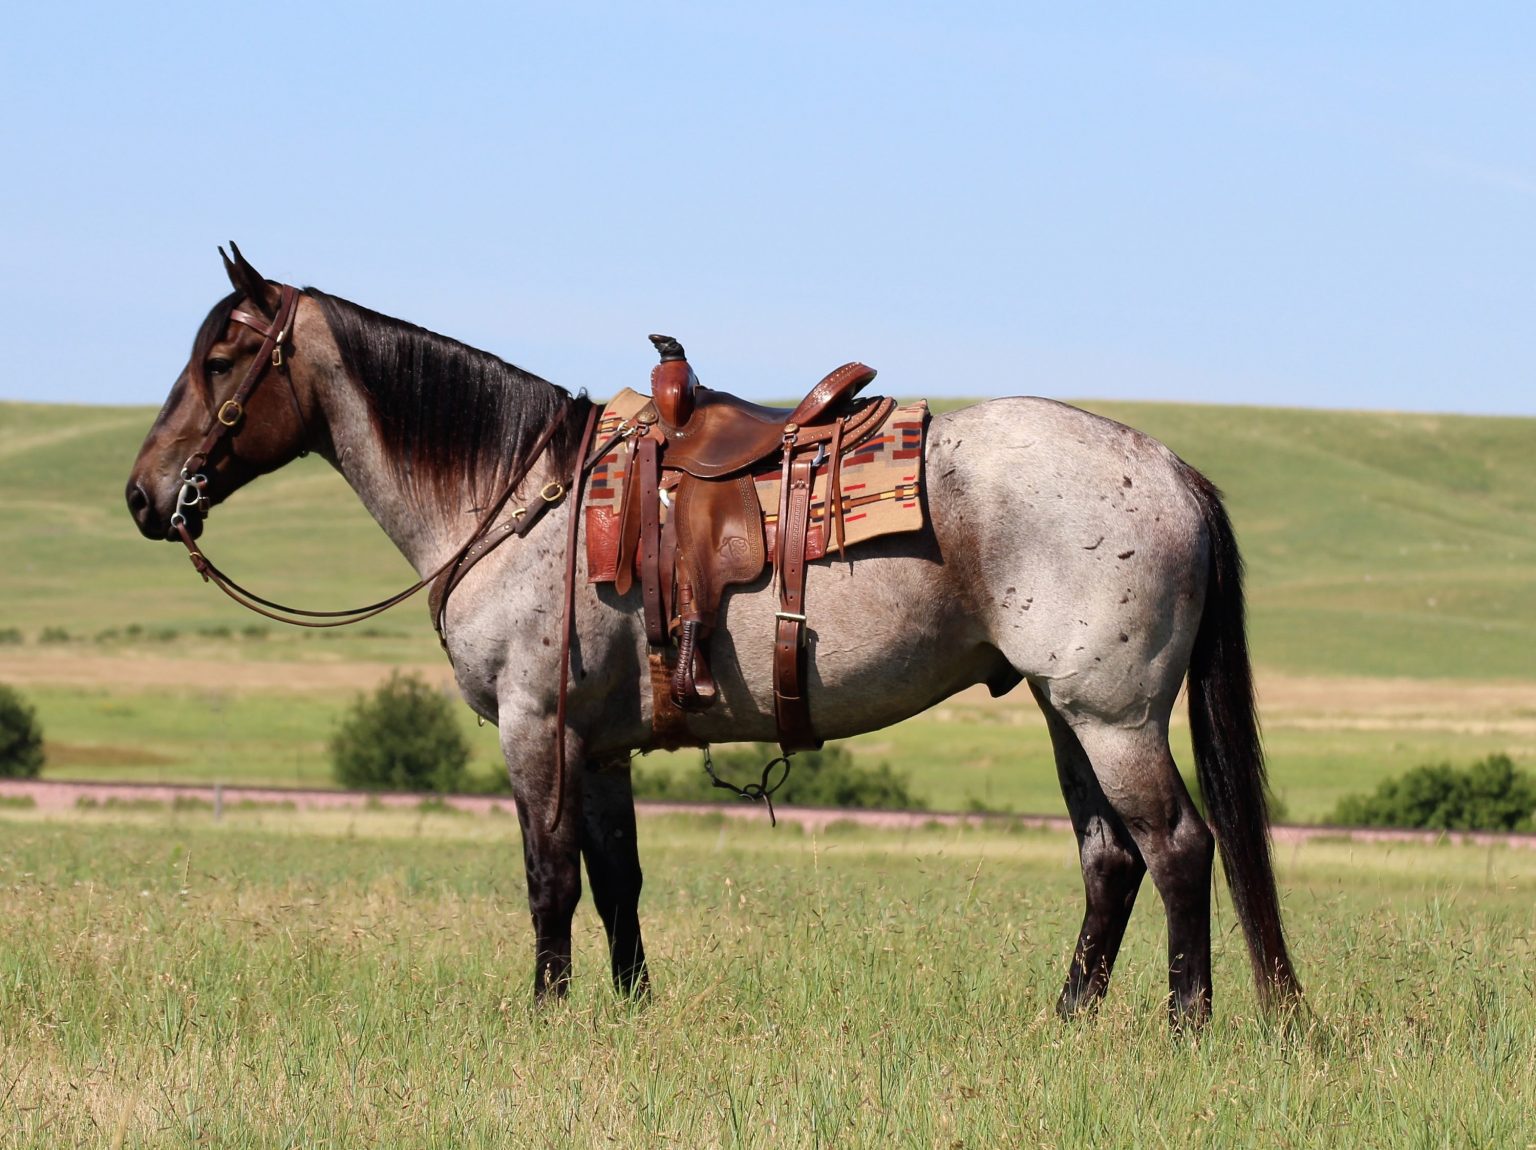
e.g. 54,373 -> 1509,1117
3,398 -> 1535,820
0,805 -> 1532,1147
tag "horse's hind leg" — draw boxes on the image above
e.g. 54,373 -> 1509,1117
580,757 -> 649,997
1058,708 -> 1216,1028
1033,685 -> 1147,1016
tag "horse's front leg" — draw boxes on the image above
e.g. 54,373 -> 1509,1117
506,727 -> 585,1001
581,756 -> 649,997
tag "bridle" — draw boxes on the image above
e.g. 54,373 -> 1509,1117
172,284 -> 304,538
168,282 -> 596,633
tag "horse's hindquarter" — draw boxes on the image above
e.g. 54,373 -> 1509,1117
934,398 -> 1210,725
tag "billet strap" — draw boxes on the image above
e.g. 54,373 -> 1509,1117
547,404 -> 600,834
772,439 -> 821,751
636,435 -> 666,646
826,414 -> 848,558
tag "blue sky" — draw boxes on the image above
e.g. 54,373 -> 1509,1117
2,3 -> 1532,414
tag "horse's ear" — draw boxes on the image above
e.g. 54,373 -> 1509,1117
220,242 -> 279,318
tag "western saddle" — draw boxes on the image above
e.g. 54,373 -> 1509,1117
614,336 -> 895,750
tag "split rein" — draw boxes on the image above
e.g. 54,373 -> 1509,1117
166,284 -> 628,833
170,285 -> 609,635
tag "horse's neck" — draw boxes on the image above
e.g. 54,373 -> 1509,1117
312,366 -> 557,580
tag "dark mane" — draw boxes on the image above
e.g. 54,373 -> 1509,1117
306,289 -> 588,516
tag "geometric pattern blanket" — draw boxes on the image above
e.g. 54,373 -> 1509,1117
584,388 -> 928,584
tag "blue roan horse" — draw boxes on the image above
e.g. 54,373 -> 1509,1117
126,248 -> 1301,1027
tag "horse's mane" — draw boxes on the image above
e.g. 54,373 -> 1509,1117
305,289 -> 588,517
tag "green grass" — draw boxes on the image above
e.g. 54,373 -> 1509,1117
0,807 -> 1531,1147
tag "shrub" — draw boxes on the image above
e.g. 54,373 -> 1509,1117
329,672 -> 470,793
1330,754 -> 1536,832
0,684 -> 45,778
634,742 -> 925,810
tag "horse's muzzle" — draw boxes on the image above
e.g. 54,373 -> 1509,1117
125,479 -> 197,541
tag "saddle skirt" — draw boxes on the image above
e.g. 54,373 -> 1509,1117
585,388 -> 928,584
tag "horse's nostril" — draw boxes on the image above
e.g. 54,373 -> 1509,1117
125,481 -> 160,536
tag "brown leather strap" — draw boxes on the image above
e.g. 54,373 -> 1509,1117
188,286 -> 301,467
547,404 -> 600,834
183,400 -> 574,631
772,441 -> 820,751
826,415 -> 848,558
635,435 -> 666,646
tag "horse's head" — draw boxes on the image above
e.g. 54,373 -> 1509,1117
126,245 -> 320,541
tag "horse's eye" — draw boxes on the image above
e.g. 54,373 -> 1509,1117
207,358 -> 232,376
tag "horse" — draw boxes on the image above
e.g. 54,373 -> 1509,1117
125,247 -> 1302,1027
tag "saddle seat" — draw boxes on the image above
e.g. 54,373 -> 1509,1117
649,334 -> 877,477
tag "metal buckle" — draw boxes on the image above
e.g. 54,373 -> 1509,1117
217,399 -> 243,426
539,481 -> 565,502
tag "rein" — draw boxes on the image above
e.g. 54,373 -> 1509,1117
170,282 -> 583,634
169,282 -> 635,834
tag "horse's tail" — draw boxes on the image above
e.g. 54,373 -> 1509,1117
1180,463 -> 1303,1012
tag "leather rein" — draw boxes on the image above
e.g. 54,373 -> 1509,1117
170,284 -> 602,641
169,285 -> 638,832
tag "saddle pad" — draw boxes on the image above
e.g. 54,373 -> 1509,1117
584,390 -> 927,583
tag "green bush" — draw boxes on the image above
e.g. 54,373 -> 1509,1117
634,743 -> 925,810
0,684 -> 46,778
1330,754 -> 1536,831
329,672 -> 470,793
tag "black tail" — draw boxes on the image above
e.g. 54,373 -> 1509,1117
1180,464 -> 1302,1011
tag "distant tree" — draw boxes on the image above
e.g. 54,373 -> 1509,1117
0,684 -> 45,778
330,672 -> 469,792
1330,754 -> 1535,832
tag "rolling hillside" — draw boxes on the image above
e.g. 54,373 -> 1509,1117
4,398 -> 1534,680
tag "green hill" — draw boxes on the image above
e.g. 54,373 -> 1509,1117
4,398 -> 1534,679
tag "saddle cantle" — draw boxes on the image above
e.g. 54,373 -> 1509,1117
587,337 -> 926,752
